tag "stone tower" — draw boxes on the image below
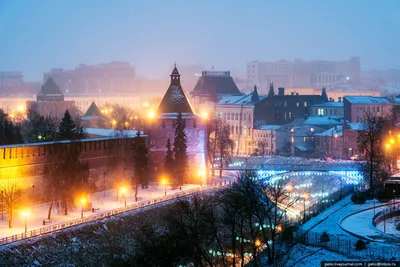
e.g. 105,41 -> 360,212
147,65 -> 207,185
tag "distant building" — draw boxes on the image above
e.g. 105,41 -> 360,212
247,57 -> 360,90
43,61 -> 136,94
343,96 -> 393,123
148,65 -> 207,184
26,77 -> 75,118
253,86 -> 327,126
0,71 -> 24,95
253,125 -> 287,155
190,70 -> 242,112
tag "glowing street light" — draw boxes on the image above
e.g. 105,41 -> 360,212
148,110 -> 155,119
386,143 -> 391,149
255,239 -> 261,247
390,139 -> 395,144
80,198 -> 86,219
161,177 -> 168,196
112,120 -> 117,126
121,187 -> 127,207
197,169 -> 205,187
200,111 -> 208,120
21,211 -> 30,234
286,184 -> 293,192
276,225 -> 282,232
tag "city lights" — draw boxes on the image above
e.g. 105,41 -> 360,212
148,110 -> 155,119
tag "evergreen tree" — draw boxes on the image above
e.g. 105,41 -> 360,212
173,112 -> 188,186
58,110 -> 78,140
164,138 -> 174,176
134,131 -> 149,189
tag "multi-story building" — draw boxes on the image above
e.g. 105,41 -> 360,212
0,71 -> 24,95
253,125 -> 287,155
247,57 -> 360,90
26,77 -> 76,118
343,96 -> 393,123
253,87 -> 327,126
43,61 -> 136,94
309,100 -> 344,117
215,87 -> 265,155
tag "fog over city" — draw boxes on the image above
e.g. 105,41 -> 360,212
0,0 -> 399,81
1,1 -> 400,266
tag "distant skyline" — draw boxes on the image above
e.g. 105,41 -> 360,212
0,0 -> 399,81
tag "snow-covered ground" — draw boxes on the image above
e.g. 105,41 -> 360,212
0,183 -> 201,241
279,244 -> 355,267
298,196 -> 400,261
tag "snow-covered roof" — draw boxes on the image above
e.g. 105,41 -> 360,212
304,116 -> 344,126
310,102 -> 344,108
84,128 -> 145,137
347,122 -> 367,131
218,94 -> 267,105
255,125 -> 283,131
379,84 -> 400,94
315,126 -> 343,137
344,96 -> 393,104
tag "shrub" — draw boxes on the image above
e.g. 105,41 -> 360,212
375,188 -> 393,202
355,239 -> 366,250
351,192 -> 366,204
319,231 -> 330,243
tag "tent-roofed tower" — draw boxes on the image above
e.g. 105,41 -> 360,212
156,65 -> 195,118
81,102 -> 106,128
37,77 -> 64,101
148,65 -> 207,185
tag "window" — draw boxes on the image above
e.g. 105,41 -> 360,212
318,108 -> 324,115
377,107 -> 380,112
334,109 -> 337,115
304,102 -> 307,107
284,101 -> 287,107
284,112 -> 287,120
289,112 -> 292,119
296,102 -> 299,107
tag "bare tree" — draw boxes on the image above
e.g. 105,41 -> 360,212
0,178 -> 21,228
357,112 -> 391,191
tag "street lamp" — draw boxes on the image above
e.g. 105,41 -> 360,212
303,193 -> 309,224
80,198 -> 86,219
1,190 -> 3,220
161,177 -> 168,196
197,169 -> 205,187
32,184 -> 35,212
121,187 -> 127,207
21,211 -> 30,234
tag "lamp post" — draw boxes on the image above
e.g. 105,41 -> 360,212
303,194 -> 309,224
32,184 -> 35,212
201,111 -> 209,184
121,187 -> 127,207
197,169 -> 205,187
161,178 -> 167,196
80,198 -> 86,219
21,211 -> 30,234
103,172 -> 106,198
1,190 -> 3,220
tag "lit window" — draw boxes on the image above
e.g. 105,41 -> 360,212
296,102 -> 299,107
304,102 -> 307,107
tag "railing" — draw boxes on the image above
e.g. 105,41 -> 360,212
0,182 -> 231,246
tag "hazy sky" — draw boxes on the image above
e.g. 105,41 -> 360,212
0,0 -> 399,81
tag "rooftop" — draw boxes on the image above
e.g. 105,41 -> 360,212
191,70 -> 242,96
82,102 -> 105,120
38,77 -> 63,96
344,96 -> 392,104
315,126 -> 343,137
304,116 -> 344,126
255,125 -> 283,131
218,94 -> 267,105
310,102 -> 344,108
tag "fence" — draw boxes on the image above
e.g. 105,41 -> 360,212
295,228 -> 400,261
0,182 -> 231,246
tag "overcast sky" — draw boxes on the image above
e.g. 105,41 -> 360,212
0,0 -> 399,81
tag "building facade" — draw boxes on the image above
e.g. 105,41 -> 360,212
253,125 -> 287,155
253,87 -> 327,126
247,57 -> 361,90
309,101 -> 344,117
343,96 -> 393,122
43,62 -> 136,94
